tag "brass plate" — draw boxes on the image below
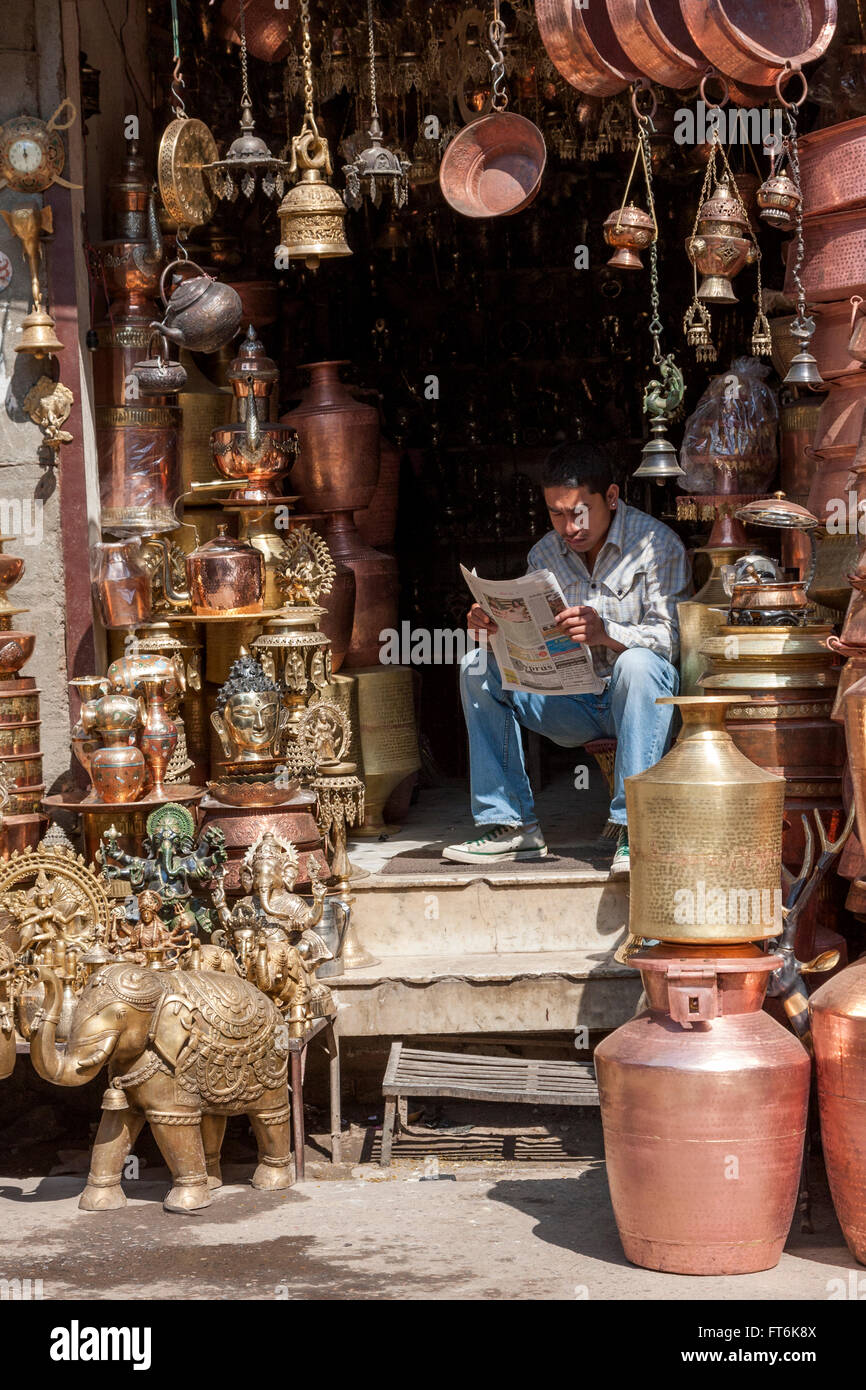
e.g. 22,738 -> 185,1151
158,117 -> 217,229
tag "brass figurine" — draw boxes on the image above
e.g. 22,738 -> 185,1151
211,654 -> 288,767
100,803 -> 227,937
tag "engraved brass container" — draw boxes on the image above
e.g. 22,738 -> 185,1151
185,524 -> 264,616
625,695 -> 785,943
153,259 -> 243,355
686,179 -> 757,304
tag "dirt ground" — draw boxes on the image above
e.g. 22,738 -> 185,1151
0,1100 -> 858,1301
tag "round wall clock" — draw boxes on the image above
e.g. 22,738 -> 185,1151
158,117 -> 218,228
0,101 -> 79,193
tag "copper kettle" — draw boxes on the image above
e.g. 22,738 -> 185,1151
185,523 -> 265,616
152,259 -> 243,355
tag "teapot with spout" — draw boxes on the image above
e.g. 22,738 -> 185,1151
152,259 -> 243,355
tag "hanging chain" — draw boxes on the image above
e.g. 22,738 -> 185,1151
784,105 -> 808,327
486,0 -> 508,112
299,0 -> 314,124
238,0 -> 251,111
367,0 -> 379,121
169,0 -> 186,118
638,120 -> 664,363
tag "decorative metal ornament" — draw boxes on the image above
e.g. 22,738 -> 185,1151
602,125 -> 657,270
276,0 -> 351,270
0,101 -> 80,193
203,0 -> 288,202
777,75 -> 825,390
157,0 -> 217,229
342,0 -> 410,211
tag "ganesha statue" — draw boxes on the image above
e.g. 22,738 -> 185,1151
100,802 -> 227,936
28,959 -> 293,1212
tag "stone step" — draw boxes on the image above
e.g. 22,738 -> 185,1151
347,868 -> 629,957
330,947 -> 640,1037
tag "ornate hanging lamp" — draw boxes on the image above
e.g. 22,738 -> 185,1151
276,0 -> 352,271
774,72 -> 824,390
203,0 -> 289,202
342,0 -> 410,211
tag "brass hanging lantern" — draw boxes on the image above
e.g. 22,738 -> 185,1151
276,0 -> 351,272
342,0 -> 410,210
203,0 -> 289,202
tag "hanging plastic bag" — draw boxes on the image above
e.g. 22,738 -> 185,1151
678,357 -> 778,496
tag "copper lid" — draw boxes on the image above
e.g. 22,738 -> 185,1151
190,522 -> 257,558
735,492 -> 821,530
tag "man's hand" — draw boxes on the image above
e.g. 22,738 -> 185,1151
467,603 -> 498,638
555,605 -> 607,647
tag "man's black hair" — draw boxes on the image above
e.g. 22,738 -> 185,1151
541,440 -> 617,496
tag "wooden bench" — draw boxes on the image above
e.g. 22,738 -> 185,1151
379,1042 -> 599,1167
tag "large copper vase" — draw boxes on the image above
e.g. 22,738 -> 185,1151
811,956 -> 866,1263
280,362 -> 380,514
322,512 -> 399,670
596,948 -> 810,1275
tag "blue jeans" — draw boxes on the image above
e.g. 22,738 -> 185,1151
459,645 -> 679,828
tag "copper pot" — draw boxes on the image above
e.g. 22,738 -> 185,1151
185,523 -> 265,616
322,511 -> 399,670
209,398 -> 298,504
197,787 -> 328,894
811,954 -> 866,1263
0,632 -> 35,675
535,0 -> 641,94
280,361 -> 380,513
679,0 -> 837,86
785,207 -> 866,304
355,434 -> 401,550
595,949 -> 810,1274
439,113 -> 546,219
798,115 -> 866,219
317,559 -> 356,676
780,397 -> 824,497
807,444 -> 859,518
606,0 -> 705,89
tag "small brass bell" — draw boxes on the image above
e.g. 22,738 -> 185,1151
784,349 -> 825,389
16,307 -> 64,357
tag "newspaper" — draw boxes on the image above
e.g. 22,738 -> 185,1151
461,565 -> 605,696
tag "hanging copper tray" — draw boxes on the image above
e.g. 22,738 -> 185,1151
439,114 -> 546,219
607,0 -> 705,89
798,116 -> 866,218
679,0 -> 838,86
535,0 -> 642,95
784,206 -> 866,303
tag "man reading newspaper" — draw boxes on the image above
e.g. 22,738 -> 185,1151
443,441 -> 693,877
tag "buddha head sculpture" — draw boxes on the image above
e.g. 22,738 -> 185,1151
211,654 -> 287,765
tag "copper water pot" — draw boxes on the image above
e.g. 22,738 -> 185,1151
185,524 -> 264,616
625,695 -> 785,943
595,947 -> 810,1275
322,511 -> 399,670
208,379 -> 298,504
811,953 -> 866,1263
280,361 -> 380,513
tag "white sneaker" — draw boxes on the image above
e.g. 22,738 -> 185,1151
442,823 -> 548,864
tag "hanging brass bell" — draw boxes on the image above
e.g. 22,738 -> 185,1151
277,121 -> 352,272
15,307 -> 64,357
784,349 -> 825,389
633,423 -> 686,482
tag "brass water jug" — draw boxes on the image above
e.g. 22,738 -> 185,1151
625,695 -> 785,944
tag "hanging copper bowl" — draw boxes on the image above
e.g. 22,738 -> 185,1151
535,0 -> 642,96
679,0 -> 838,86
607,0 -> 705,89
439,114 -> 547,219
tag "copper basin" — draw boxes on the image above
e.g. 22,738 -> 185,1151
798,116 -> 866,218
535,0 -> 642,95
209,422 -> 298,504
785,207 -> 866,303
607,0 -> 705,88
440,114 -> 546,219
679,0 -> 838,86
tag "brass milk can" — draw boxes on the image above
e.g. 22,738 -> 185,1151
625,695 -> 785,943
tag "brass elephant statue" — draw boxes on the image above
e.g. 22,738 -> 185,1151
29,961 -> 292,1213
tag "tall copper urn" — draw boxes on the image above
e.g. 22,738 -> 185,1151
280,361 -> 380,513
811,956 -> 866,1263
596,948 -> 810,1275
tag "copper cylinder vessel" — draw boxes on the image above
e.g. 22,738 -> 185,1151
679,0 -> 837,86
197,788 -> 329,894
97,405 -> 182,534
780,396 -> 824,500
785,207 -> 866,304
595,948 -> 810,1275
811,955 -> 866,1263
776,301 -> 866,381
280,361 -> 380,514
606,0 -> 705,89
812,372 -> 866,455
321,511 -> 399,670
535,0 -> 641,95
625,696 -> 785,944
798,115 -> 866,219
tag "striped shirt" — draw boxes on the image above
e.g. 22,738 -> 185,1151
527,500 -> 693,679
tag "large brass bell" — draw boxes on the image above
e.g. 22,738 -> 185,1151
633,425 -> 686,483
16,307 -> 64,357
277,119 -> 351,272
784,349 -> 825,389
